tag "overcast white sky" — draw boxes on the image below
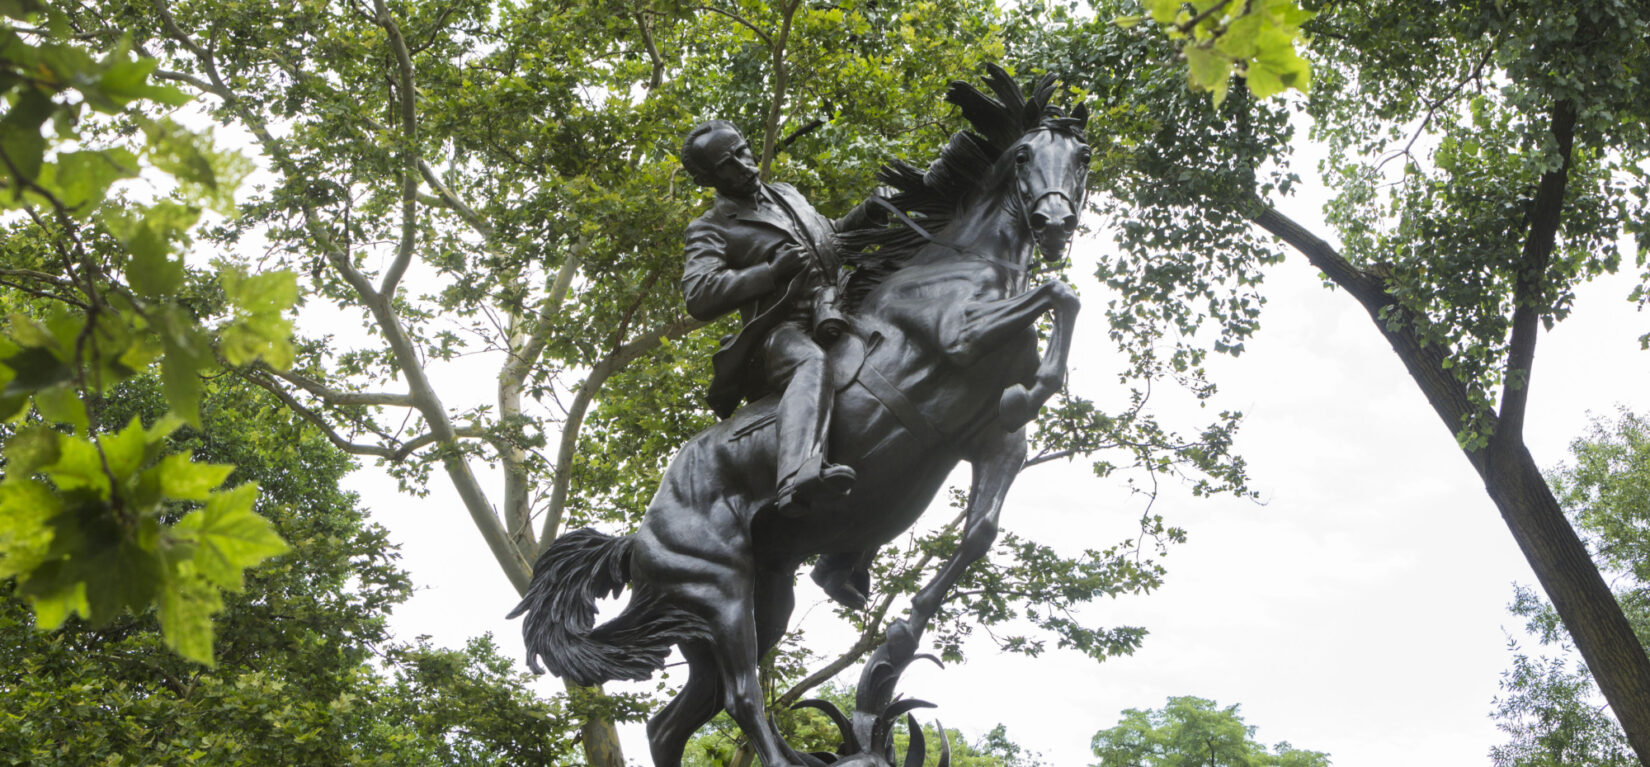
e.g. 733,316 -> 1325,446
337,135 -> 1650,766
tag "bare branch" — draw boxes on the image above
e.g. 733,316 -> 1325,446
265,366 -> 415,407
538,314 -> 705,547
392,424 -> 489,460
373,0 -> 421,296
239,370 -> 397,458
690,4 -> 773,47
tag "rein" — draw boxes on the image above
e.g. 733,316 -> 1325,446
863,195 -> 1027,274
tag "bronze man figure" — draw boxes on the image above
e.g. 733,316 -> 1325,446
679,120 -> 869,517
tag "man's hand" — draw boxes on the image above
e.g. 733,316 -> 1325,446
771,244 -> 809,279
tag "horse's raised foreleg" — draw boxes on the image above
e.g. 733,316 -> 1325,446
934,278 -> 1077,369
997,279 -> 1079,429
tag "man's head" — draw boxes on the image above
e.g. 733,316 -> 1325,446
682,120 -> 761,198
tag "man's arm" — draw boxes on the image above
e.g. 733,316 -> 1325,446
681,218 -> 803,320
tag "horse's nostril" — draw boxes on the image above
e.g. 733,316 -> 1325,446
1061,214 -> 1078,231
1029,212 -> 1049,230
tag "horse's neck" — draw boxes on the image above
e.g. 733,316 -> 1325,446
915,192 -> 1032,277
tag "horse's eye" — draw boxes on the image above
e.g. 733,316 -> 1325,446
1015,149 -> 1031,165
1078,148 -> 1092,163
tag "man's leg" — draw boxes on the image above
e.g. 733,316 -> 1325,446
766,323 -> 853,515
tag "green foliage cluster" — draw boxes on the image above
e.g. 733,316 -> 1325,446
0,4 -> 296,663
684,683 -> 1047,767
1492,411 -> 1650,767
1121,0 -> 1312,105
1091,696 -> 1330,767
0,375 -> 595,765
1307,0 -> 1650,444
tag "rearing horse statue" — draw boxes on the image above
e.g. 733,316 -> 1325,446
510,65 -> 1090,767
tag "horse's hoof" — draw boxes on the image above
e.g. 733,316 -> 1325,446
999,385 -> 1036,428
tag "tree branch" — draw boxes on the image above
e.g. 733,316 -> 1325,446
1497,98 -> 1576,442
1248,202 -> 1483,466
154,0 -> 527,590
392,425 -> 489,460
373,0 -> 421,297
264,365 -> 414,407
631,12 -> 664,90
239,369 -> 397,458
758,0 -> 799,176
691,4 -> 772,47
537,314 -> 705,548
416,158 -> 493,239
499,242 -> 586,556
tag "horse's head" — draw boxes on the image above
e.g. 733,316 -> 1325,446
943,64 -> 1091,263
1007,124 -> 1090,261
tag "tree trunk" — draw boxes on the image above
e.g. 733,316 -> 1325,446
580,708 -> 628,767
1249,205 -> 1650,766
1481,439 -> 1650,765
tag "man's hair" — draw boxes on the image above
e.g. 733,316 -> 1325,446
681,120 -> 740,185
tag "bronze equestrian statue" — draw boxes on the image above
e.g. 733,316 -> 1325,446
510,65 -> 1090,767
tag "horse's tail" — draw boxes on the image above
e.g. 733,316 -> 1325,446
507,527 -> 706,686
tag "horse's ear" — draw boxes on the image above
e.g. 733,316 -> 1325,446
1023,99 -> 1041,126
1073,101 -> 1089,125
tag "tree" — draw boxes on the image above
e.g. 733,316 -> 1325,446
1009,0 -> 1650,760
25,1 -> 1265,764
0,372 -> 597,765
1492,410 -> 1650,767
1091,696 -> 1331,767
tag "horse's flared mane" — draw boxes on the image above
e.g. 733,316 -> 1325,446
840,64 -> 1087,309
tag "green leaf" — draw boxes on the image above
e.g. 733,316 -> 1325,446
32,383 -> 88,433
97,415 -> 151,482
125,222 -> 186,297
1185,45 -> 1232,92
42,435 -> 111,496
29,581 -> 89,630
50,149 -> 139,211
158,307 -> 211,424
155,452 -> 235,501
157,572 -> 223,665
142,118 -> 217,190
0,478 -> 61,579
1146,0 -> 1180,24
3,424 -> 60,476
175,483 -> 288,591
0,346 -> 74,397
0,87 -> 51,191
218,269 -> 297,368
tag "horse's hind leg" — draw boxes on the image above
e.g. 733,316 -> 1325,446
707,577 -> 799,767
647,642 -> 722,767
